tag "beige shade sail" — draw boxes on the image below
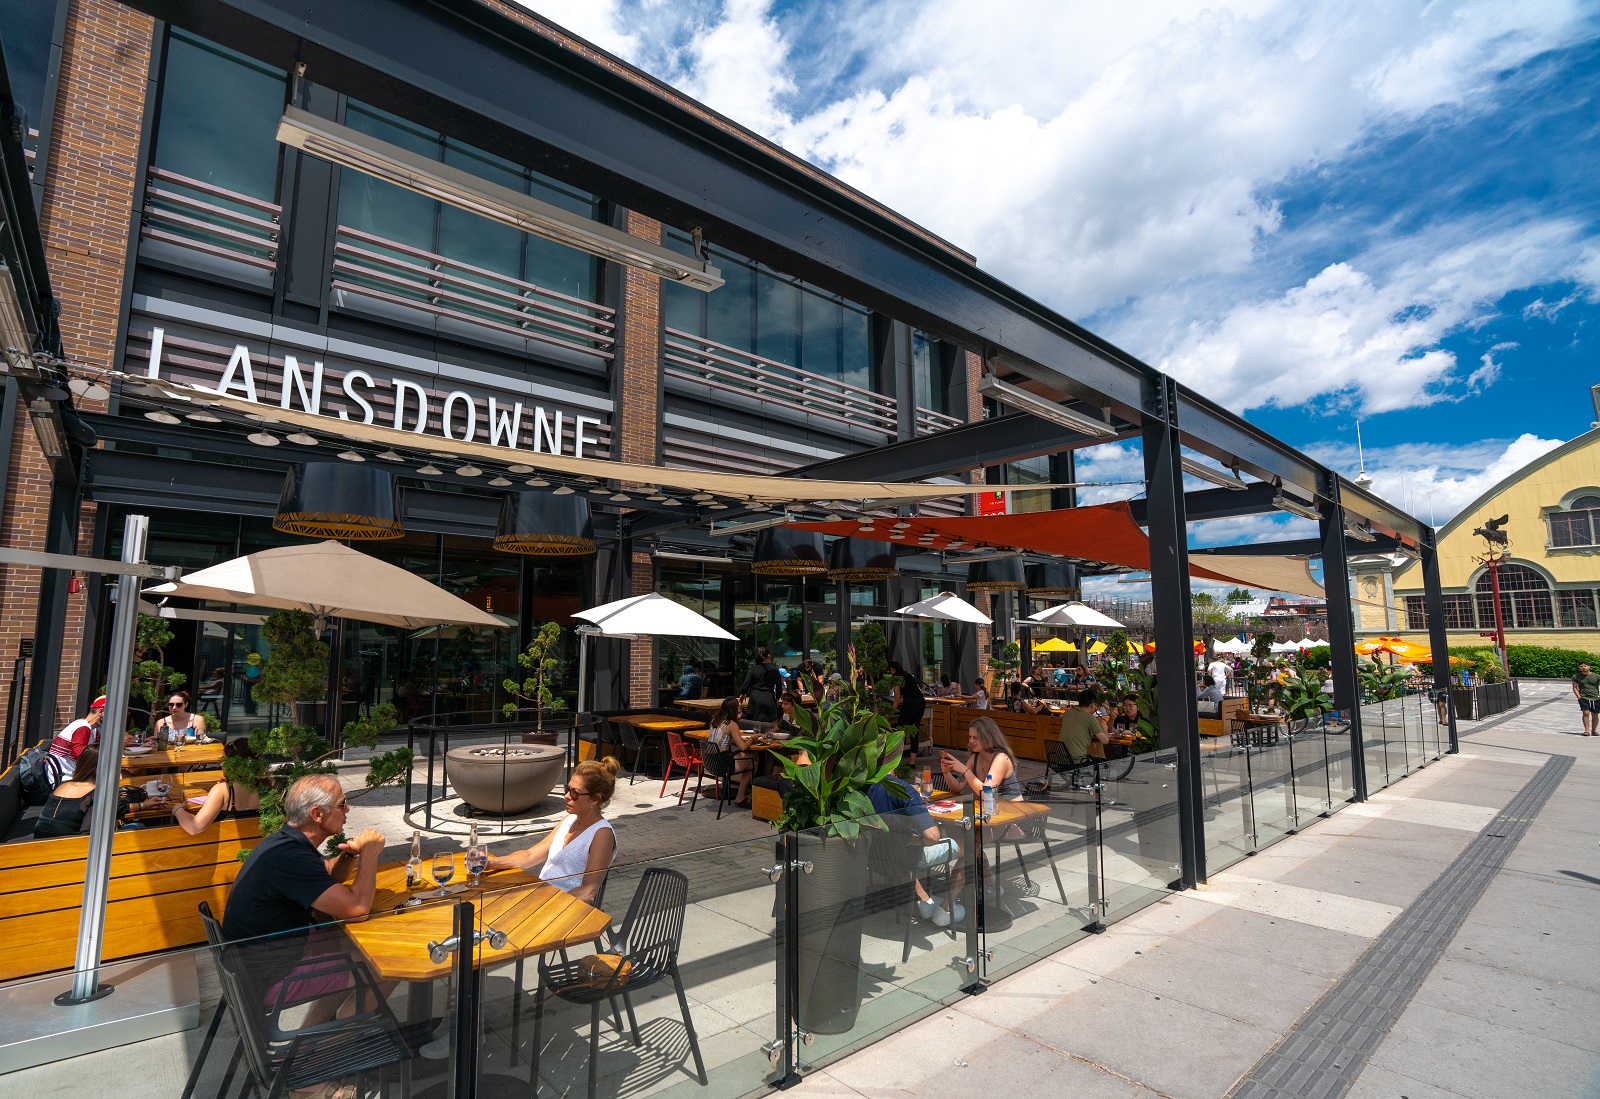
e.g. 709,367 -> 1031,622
1187,554 -> 1324,600
149,380 -> 1075,505
896,591 -> 993,624
145,540 -> 507,630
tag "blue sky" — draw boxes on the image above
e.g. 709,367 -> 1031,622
525,0 -> 1600,553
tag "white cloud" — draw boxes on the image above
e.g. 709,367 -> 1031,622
1308,433 -> 1566,525
1158,217 -> 1590,413
515,0 -> 642,60
677,0 -> 797,140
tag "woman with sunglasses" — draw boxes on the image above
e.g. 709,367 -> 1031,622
485,757 -> 619,904
154,690 -> 208,744
171,740 -> 262,834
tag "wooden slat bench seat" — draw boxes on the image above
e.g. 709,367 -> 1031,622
0,816 -> 260,981
926,704 -> 1060,761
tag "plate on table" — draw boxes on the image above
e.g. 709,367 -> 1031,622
125,746 -> 153,756
930,800 -> 961,813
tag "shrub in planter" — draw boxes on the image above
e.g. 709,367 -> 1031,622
1505,644 -> 1600,679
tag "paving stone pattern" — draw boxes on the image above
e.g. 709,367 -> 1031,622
1226,752 -> 1576,1099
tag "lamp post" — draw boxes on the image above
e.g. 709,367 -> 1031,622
1472,515 -> 1510,676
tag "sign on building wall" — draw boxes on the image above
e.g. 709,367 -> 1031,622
124,303 -> 613,459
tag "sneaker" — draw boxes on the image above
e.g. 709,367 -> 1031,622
932,901 -> 967,927
419,1033 -> 451,1060
915,898 -> 938,921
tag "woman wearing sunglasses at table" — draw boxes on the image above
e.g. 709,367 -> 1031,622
171,740 -> 262,834
154,690 -> 209,744
485,758 -> 620,905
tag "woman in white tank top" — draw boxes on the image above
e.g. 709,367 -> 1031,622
486,757 -> 619,904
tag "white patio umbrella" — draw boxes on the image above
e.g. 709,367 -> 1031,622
1214,636 -> 1249,654
895,591 -> 993,625
1026,601 -> 1124,628
145,540 -> 507,630
572,592 -> 738,713
1270,640 -> 1300,654
1297,637 -> 1321,650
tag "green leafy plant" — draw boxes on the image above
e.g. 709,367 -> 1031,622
987,639 -> 1022,689
1356,657 -> 1412,702
1301,644 -> 1332,670
1280,674 -> 1332,722
850,620 -> 888,683
502,621 -> 568,734
228,610 -> 412,839
1504,644 -> 1600,679
772,658 -> 910,841
128,614 -> 188,734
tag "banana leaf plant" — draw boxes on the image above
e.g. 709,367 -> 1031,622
1279,674 -> 1333,723
1357,657 -> 1412,702
771,654 -> 912,841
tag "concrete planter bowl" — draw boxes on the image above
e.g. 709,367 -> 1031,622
445,743 -> 565,814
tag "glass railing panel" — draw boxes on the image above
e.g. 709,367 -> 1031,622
0,905 -> 457,1095
472,831 -> 784,1098
1246,731 -> 1296,849
793,805 -> 978,1072
1290,715 -> 1332,823
1324,709 -> 1358,808
977,780 -> 1098,983
1201,731 -> 1256,871
1362,698 -> 1392,792
1097,747 -> 1181,921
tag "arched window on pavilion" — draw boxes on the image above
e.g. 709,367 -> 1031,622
1475,563 -> 1553,630
1548,494 -> 1600,548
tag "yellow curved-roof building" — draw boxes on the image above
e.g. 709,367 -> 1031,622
1354,427 -> 1600,651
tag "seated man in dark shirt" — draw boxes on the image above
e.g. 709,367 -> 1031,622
676,663 -> 704,700
223,773 -> 385,1027
869,778 -> 965,927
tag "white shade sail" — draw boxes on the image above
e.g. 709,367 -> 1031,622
574,592 -> 738,640
1270,640 -> 1301,653
146,540 -> 507,630
1297,637 -> 1322,650
1026,601 -> 1124,628
1212,637 -> 1249,654
896,591 -> 993,625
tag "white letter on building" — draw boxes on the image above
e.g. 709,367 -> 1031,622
392,379 -> 429,434
338,370 -> 375,424
279,356 -> 324,414
574,416 -> 601,460
146,327 -> 164,379
532,407 -> 564,454
488,398 -> 522,449
214,344 -> 259,403
441,391 -> 477,443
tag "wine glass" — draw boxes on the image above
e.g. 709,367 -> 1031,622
154,774 -> 172,803
431,851 -> 456,898
466,846 -> 488,887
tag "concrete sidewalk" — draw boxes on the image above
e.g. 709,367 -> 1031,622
790,681 -> 1600,1099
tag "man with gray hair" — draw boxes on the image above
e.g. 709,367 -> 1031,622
223,773 -> 385,1016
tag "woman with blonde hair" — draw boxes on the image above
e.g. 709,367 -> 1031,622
938,715 -> 1022,802
486,757 -> 620,904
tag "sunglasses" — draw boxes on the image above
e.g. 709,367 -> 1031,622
168,702 -> 186,708
564,788 -> 594,799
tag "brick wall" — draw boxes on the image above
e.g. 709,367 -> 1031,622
619,211 -> 662,707
0,0 -> 152,734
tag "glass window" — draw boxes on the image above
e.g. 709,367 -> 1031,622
706,251 -> 755,351
841,303 -> 872,390
154,31 -> 286,201
912,330 -> 955,415
341,104 -> 439,252
1557,590 -> 1599,629
756,274 -> 800,366
1006,455 -> 1052,514
440,140 -> 525,279
0,0 -> 58,145
1442,594 -> 1475,630
1475,564 -> 1552,630
801,290 -> 842,381
1550,498 -> 1600,548
1404,596 -> 1428,630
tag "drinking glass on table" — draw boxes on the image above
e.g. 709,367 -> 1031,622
466,845 -> 488,887
154,773 -> 172,803
431,850 -> 456,898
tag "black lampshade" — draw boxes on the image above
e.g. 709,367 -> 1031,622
494,491 -> 595,555
827,537 -> 899,581
751,528 -> 827,576
273,464 -> 403,540
967,556 -> 1026,593
1025,560 -> 1079,596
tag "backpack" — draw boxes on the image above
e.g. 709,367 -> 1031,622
18,740 -> 68,806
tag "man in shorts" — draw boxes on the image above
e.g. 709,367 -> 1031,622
1572,662 -> 1600,735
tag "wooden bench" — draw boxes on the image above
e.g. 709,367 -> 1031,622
0,816 -> 260,982
925,704 -> 1060,761
1198,698 -> 1248,749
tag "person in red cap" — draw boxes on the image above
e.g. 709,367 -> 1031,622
49,695 -> 107,766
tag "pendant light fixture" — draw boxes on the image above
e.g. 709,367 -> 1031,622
1024,560 -> 1080,598
750,528 -> 827,576
493,490 -> 596,555
827,537 -> 899,581
272,463 -> 404,540
966,556 -> 1026,593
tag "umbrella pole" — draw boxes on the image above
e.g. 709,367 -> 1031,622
58,514 -> 149,1006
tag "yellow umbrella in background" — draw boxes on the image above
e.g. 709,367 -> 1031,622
1087,640 -> 1108,654
1033,637 -> 1076,652
1126,640 -> 1144,655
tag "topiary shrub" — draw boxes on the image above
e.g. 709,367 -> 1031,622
1302,644 -> 1332,670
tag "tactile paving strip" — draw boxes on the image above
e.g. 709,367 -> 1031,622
1226,752 -> 1575,1099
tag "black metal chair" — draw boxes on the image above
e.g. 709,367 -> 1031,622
690,746 -> 752,818
866,818 -> 960,963
612,719 -> 659,785
181,901 -> 246,1099
196,903 -> 413,1099
531,867 -> 706,1099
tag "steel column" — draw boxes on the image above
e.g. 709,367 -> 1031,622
1318,479 -> 1368,803
1419,538 -> 1460,754
1139,376 -> 1204,889
58,514 -> 148,1006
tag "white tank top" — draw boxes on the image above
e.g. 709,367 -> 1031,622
540,814 -> 615,893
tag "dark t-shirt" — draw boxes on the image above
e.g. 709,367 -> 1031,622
741,663 -> 784,720
868,781 -> 935,833
223,825 -> 338,966
1572,671 -> 1600,700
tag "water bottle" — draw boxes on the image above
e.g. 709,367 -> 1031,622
982,774 -> 997,822
406,830 -> 423,889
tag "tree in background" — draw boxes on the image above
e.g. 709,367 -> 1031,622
128,614 -> 188,734
503,621 -> 569,735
